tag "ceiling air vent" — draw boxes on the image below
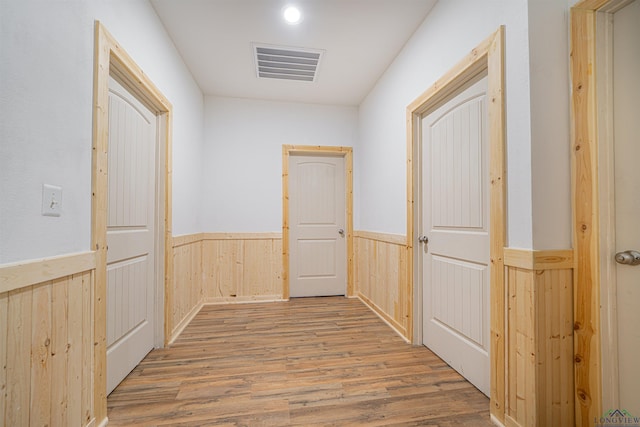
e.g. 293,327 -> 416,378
253,45 -> 323,82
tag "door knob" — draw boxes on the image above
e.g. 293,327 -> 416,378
338,229 -> 345,236
615,250 -> 640,266
418,235 -> 429,243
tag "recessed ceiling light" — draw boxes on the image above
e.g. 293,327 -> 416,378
283,6 -> 302,25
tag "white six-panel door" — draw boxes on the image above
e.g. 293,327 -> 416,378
613,0 -> 640,414
106,77 -> 157,394
289,155 -> 347,297
421,76 -> 490,396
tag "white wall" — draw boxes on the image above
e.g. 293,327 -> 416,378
528,0 -> 572,249
0,0 -> 575,264
0,0 -> 204,264
356,0 -> 573,249
201,97 -> 358,232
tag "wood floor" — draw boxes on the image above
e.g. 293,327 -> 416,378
107,297 -> 493,426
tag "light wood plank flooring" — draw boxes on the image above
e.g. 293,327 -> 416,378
107,297 -> 493,426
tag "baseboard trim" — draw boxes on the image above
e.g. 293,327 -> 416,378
168,300 -> 204,345
503,414 -> 521,427
357,293 -> 409,343
204,295 -> 286,305
490,414 -> 507,427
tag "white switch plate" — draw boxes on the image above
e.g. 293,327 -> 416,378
42,184 -> 62,217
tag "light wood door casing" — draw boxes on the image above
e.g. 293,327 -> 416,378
106,77 -> 156,394
421,76 -> 490,396
613,0 -> 640,414
289,155 -> 347,297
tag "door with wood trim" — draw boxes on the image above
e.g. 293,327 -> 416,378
611,0 -> 640,414
289,154 -> 347,297
420,76 -> 490,396
106,76 -> 156,394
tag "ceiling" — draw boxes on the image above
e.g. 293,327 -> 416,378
150,0 -> 437,106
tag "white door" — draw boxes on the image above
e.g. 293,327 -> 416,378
613,0 -> 640,414
289,154 -> 347,297
106,76 -> 157,394
420,76 -> 490,396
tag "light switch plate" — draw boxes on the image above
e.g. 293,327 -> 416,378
42,184 -> 62,217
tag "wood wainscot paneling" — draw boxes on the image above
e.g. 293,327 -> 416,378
0,252 -> 97,427
201,233 -> 283,303
504,248 -> 574,427
354,231 -> 410,341
169,233 -> 284,344
170,234 -> 205,344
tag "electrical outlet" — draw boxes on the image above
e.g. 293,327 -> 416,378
42,184 -> 62,217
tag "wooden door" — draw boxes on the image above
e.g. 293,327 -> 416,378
613,0 -> 640,414
420,76 -> 490,396
289,154 -> 347,297
106,76 -> 157,394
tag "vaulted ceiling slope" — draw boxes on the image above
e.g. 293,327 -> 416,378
150,0 -> 437,106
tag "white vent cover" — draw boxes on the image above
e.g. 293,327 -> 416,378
253,44 -> 323,82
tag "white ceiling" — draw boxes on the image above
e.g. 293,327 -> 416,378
150,0 -> 437,106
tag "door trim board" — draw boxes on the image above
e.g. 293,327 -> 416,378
571,0 -> 638,423
282,145 -> 353,300
92,21 -> 173,424
406,27 -> 506,421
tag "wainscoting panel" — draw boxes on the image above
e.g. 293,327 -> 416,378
0,253 -> 96,427
170,237 -> 204,343
354,231 -> 409,340
169,233 -> 283,343
202,234 -> 283,302
504,249 -> 574,427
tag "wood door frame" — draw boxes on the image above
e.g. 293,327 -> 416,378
406,27 -> 506,421
571,1 -> 635,424
282,145 -> 354,300
92,21 -> 173,424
